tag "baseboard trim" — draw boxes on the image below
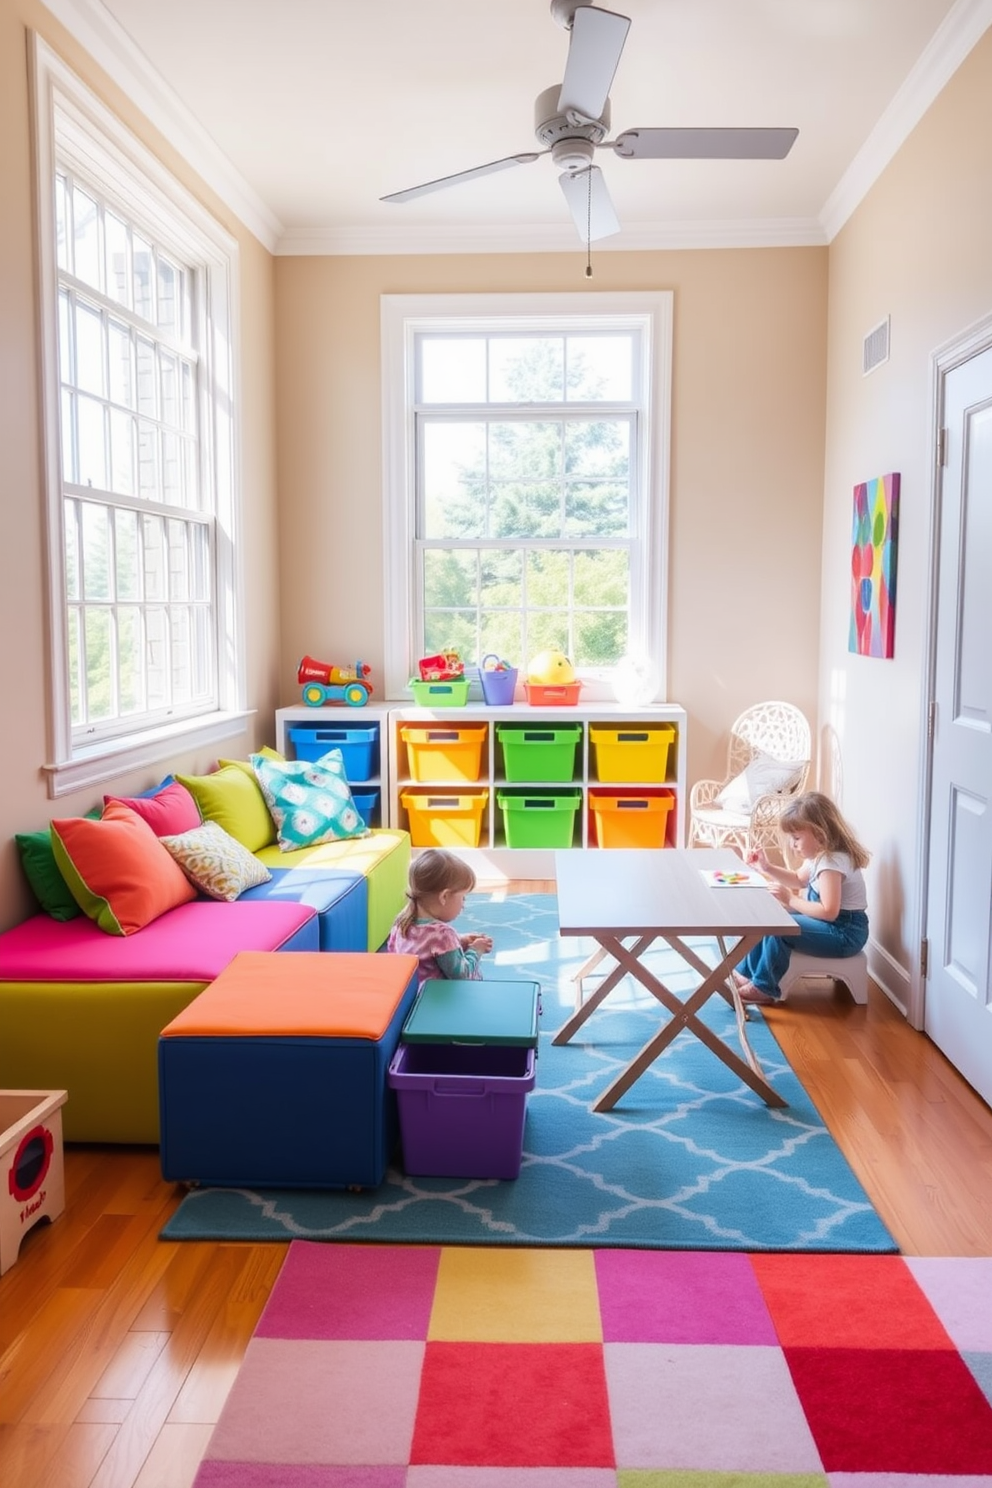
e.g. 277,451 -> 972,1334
867,937 -> 913,1021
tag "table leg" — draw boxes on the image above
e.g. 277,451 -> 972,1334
572,943 -> 609,1011
561,932 -> 787,1111
553,935 -> 655,1044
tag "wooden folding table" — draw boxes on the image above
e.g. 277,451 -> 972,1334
553,847 -> 798,1111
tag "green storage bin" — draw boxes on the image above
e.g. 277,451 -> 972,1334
496,724 -> 582,782
497,789 -> 582,848
409,679 -> 470,706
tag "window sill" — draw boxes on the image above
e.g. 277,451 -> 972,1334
43,710 -> 255,799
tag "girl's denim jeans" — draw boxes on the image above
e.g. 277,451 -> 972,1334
735,883 -> 868,999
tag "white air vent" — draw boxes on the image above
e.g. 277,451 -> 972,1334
863,316 -> 890,375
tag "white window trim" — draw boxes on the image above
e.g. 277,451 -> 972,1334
29,33 -> 248,797
381,291 -> 672,703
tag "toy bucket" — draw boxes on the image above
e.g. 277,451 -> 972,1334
480,656 -> 518,705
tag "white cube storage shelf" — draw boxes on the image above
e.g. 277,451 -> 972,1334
276,705 -> 389,830
276,702 -> 687,878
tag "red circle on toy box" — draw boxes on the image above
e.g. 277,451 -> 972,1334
8,1124 -> 54,1201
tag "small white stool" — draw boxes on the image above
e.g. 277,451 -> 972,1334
779,949 -> 869,1006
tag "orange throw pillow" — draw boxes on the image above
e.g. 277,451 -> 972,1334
50,799 -> 198,935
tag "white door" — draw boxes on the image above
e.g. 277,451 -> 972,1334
924,343 -> 992,1104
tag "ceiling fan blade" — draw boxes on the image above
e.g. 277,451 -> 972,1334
612,127 -> 798,160
381,153 -> 543,203
559,165 -> 620,241
558,6 -> 631,123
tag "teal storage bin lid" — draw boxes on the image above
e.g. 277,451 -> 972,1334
401,978 -> 540,1047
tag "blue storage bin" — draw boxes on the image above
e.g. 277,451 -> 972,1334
288,724 -> 379,781
350,788 -> 379,829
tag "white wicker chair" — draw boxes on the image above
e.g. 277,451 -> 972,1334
688,701 -> 812,860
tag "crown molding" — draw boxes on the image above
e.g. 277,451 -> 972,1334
42,0 -> 989,260
819,0 -> 992,241
276,217 -> 827,257
38,0 -> 283,251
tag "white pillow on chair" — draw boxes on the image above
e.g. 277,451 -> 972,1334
715,752 -> 806,813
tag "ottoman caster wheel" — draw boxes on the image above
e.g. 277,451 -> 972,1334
347,1184 -> 364,1193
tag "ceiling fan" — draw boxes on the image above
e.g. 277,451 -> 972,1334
381,0 -> 798,244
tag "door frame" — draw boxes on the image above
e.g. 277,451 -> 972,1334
914,310 -> 992,1031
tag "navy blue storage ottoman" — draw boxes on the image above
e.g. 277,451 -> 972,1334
158,950 -> 419,1189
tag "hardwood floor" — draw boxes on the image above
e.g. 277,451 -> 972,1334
2,883 -> 991,1487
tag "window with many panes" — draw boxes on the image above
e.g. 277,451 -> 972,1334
381,293 -> 671,701
32,38 -> 243,793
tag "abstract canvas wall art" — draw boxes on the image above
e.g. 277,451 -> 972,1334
849,472 -> 899,658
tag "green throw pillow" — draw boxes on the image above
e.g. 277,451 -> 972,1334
175,764 -> 276,853
251,748 -> 368,852
16,828 -> 81,920
15,806 -> 103,920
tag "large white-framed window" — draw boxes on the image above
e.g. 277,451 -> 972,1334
30,36 -> 247,796
381,292 -> 672,702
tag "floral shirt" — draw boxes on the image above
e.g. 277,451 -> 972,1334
386,916 -> 483,987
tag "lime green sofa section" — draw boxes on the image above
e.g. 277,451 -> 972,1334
1,979 -> 212,1144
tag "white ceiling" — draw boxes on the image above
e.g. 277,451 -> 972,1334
46,0 -> 992,255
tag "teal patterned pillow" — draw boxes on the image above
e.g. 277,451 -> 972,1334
160,820 -> 272,901
250,749 -> 368,852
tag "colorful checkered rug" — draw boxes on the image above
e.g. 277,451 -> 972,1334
192,1243 -> 992,1483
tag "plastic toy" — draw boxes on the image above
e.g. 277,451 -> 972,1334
418,649 -> 465,682
526,648 -> 575,685
297,655 -> 373,708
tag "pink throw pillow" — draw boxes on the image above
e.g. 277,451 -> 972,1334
104,780 -> 202,837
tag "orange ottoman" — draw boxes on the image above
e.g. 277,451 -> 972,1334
158,951 -> 419,1189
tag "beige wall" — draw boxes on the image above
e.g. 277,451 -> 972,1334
0,3 -> 833,937
274,248 -> 828,784
819,28 -> 992,1016
0,0 -> 280,930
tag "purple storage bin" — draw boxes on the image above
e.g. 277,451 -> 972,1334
480,658 -> 518,705
388,1042 -> 536,1179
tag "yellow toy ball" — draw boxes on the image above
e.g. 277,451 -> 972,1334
526,648 -> 575,685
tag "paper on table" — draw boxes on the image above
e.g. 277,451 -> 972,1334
699,868 -> 769,888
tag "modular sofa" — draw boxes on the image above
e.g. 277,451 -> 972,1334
0,759 -> 411,1143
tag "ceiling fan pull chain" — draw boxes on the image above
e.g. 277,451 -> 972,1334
585,167 -> 593,278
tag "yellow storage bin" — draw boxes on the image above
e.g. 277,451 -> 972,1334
399,723 -> 488,783
401,788 -> 489,848
589,788 -> 675,849
589,724 -> 676,783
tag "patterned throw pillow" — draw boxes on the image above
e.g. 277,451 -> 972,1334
250,749 -> 368,852
159,820 -> 272,902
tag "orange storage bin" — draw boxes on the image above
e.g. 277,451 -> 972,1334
399,723 -> 488,782
523,682 -> 582,706
589,724 -> 676,783
401,788 -> 489,848
589,788 -> 675,849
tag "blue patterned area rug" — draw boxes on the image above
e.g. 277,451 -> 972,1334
161,894 -> 897,1252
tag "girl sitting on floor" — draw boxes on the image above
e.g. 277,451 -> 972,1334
387,848 -> 493,987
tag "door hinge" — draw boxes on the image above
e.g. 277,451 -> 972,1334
920,938 -> 929,980
937,427 -> 948,466
927,699 -> 936,743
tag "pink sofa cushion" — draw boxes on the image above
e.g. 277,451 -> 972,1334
0,900 -> 316,983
